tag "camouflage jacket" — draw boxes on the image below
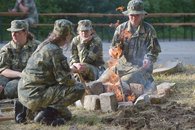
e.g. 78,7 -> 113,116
19,42 -> 75,98
70,34 -> 104,67
14,0 -> 38,24
0,39 -> 40,73
112,21 -> 161,67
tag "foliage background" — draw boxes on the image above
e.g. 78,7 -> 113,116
0,0 -> 195,41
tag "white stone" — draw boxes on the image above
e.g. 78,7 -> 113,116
100,92 -> 118,112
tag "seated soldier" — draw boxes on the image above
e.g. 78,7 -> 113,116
0,20 -> 40,99
69,19 -> 105,82
88,0 -> 161,95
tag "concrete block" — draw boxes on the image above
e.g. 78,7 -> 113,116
156,82 -> 175,96
100,92 -> 118,112
83,95 -> 100,111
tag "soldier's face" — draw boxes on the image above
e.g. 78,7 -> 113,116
11,30 -> 27,45
79,30 -> 92,39
128,14 -> 143,27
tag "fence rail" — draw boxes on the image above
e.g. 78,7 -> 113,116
39,12 -> 195,18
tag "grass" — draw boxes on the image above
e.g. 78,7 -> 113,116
0,65 -> 195,130
154,65 -> 195,106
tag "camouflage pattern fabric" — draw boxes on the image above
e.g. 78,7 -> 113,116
70,34 -> 105,81
112,21 -> 161,66
0,76 -> 19,99
111,21 -> 161,88
13,0 -> 38,25
18,42 -> 85,112
0,39 -> 40,98
0,40 -> 40,72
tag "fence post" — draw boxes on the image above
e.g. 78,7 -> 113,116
168,26 -> 171,41
0,17 -> 3,42
191,26 -> 194,41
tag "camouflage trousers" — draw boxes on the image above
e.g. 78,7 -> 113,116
18,82 -> 85,118
0,75 -> 19,99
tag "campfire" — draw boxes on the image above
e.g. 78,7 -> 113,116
105,29 -> 136,102
105,72 -> 136,102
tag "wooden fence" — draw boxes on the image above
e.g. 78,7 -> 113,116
0,12 -> 195,42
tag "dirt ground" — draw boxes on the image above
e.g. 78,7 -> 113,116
2,98 -> 195,130
102,101 -> 195,130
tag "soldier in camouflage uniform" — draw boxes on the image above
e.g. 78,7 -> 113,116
110,0 -> 161,92
70,19 -> 105,82
9,0 -> 38,26
0,20 -> 40,99
17,19 -> 85,126
88,0 -> 161,94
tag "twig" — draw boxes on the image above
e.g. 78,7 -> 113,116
0,116 -> 14,122
76,73 -> 91,95
115,67 -> 126,102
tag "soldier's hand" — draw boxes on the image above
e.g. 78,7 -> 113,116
70,65 -> 79,73
142,58 -> 151,69
81,35 -> 93,43
72,63 -> 86,72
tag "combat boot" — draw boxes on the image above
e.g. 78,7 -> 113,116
34,107 -> 65,126
14,100 -> 27,123
62,107 -> 72,121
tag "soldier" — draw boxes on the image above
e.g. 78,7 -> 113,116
9,0 -> 39,26
110,0 -> 161,92
17,19 -> 85,126
89,0 -> 161,95
70,19 -> 105,82
0,20 -> 40,99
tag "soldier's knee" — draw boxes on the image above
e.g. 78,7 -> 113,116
4,85 -> 18,98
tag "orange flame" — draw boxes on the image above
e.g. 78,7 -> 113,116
105,69 -> 137,102
116,6 -> 125,12
108,45 -> 122,60
109,85 -> 124,102
105,29 -> 134,102
105,70 -> 119,84
120,29 -> 132,41
109,20 -> 120,28
106,83 -> 124,102
127,94 -> 136,102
